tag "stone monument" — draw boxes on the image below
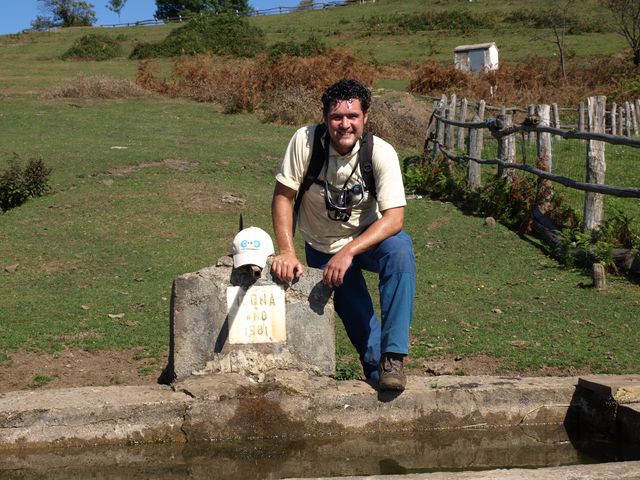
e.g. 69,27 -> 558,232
161,256 -> 335,383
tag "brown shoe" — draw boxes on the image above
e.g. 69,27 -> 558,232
378,353 -> 406,391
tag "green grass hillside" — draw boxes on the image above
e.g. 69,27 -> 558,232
0,0 -> 638,390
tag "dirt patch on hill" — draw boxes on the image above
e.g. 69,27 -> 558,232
0,349 -> 591,393
0,348 -> 165,393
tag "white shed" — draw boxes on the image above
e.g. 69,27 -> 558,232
454,42 -> 499,74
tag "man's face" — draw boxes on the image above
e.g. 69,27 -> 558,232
324,99 -> 368,156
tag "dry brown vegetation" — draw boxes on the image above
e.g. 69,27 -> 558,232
135,51 -> 376,121
409,55 -> 640,105
45,74 -> 150,99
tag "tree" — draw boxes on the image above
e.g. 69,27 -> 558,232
530,1 -> 575,81
602,0 -> 640,66
35,0 -> 97,28
106,0 -> 127,21
154,0 -> 251,20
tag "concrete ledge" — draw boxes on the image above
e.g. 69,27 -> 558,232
0,385 -> 192,447
292,461 -> 640,479
0,373 -> 579,448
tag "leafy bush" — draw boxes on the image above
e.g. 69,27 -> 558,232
30,15 -> 57,31
505,8 -> 606,34
0,156 -> 51,212
267,35 -> 327,61
362,10 -> 495,34
130,13 -> 265,59
61,33 -> 122,61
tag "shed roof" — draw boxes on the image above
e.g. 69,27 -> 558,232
453,42 -> 496,53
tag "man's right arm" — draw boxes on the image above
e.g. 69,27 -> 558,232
271,181 -> 304,283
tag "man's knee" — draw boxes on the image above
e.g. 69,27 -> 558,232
377,232 -> 415,274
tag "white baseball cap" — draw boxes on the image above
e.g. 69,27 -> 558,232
231,226 -> 274,269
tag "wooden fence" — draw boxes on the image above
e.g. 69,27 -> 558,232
421,94 -> 640,137
428,94 -> 640,275
99,0 -> 373,28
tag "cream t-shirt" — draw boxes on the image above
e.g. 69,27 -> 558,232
276,125 -> 406,254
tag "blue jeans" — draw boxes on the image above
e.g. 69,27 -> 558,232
305,231 -> 416,380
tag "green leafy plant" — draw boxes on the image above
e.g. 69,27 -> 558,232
29,374 -> 55,389
266,35 -> 327,61
61,33 -> 123,61
0,155 -> 52,212
130,12 -> 265,59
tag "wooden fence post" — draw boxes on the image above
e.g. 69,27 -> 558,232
625,102 -> 632,137
497,112 -> 513,179
507,114 -> 516,164
467,116 -> 482,191
578,102 -> 585,132
527,104 -> 535,143
433,94 -> 447,158
536,104 -> 553,213
444,93 -> 457,148
636,99 -> 640,132
457,98 -> 468,151
552,103 -> 560,139
618,105 -> 624,136
611,103 -> 617,136
584,96 -> 607,233
477,99 -> 486,120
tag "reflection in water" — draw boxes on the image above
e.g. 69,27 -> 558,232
1,425 -> 638,479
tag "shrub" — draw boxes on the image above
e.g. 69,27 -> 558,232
505,8 -> 606,34
61,33 -> 122,61
0,156 -> 51,213
130,13 -> 265,59
267,35 -> 328,61
45,74 -> 149,99
362,10 -> 495,34
409,61 -> 470,95
259,85 -> 321,125
366,94 -> 427,149
136,50 -> 377,117
30,15 -> 57,31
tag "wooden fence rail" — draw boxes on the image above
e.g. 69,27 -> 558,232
424,95 -> 640,137
429,95 -> 640,235
427,94 -> 640,277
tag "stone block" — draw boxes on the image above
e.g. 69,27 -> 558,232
578,375 -> 640,403
161,256 -> 335,382
618,403 -> 640,444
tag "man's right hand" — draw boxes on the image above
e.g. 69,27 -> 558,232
271,252 -> 304,283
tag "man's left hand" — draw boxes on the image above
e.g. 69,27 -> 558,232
323,248 -> 354,288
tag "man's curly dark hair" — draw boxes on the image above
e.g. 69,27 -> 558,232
321,79 -> 371,117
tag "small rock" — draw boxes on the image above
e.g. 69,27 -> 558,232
80,304 -> 90,310
492,308 -> 503,314
108,313 -> 125,319
484,217 -> 497,227
4,264 -> 18,273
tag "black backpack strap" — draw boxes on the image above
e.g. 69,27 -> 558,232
359,132 -> 376,199
293,123 -> 328,234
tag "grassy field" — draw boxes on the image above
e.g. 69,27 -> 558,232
0,0 -> 638,389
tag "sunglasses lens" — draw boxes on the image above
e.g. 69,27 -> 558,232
324,182 -> 364,222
